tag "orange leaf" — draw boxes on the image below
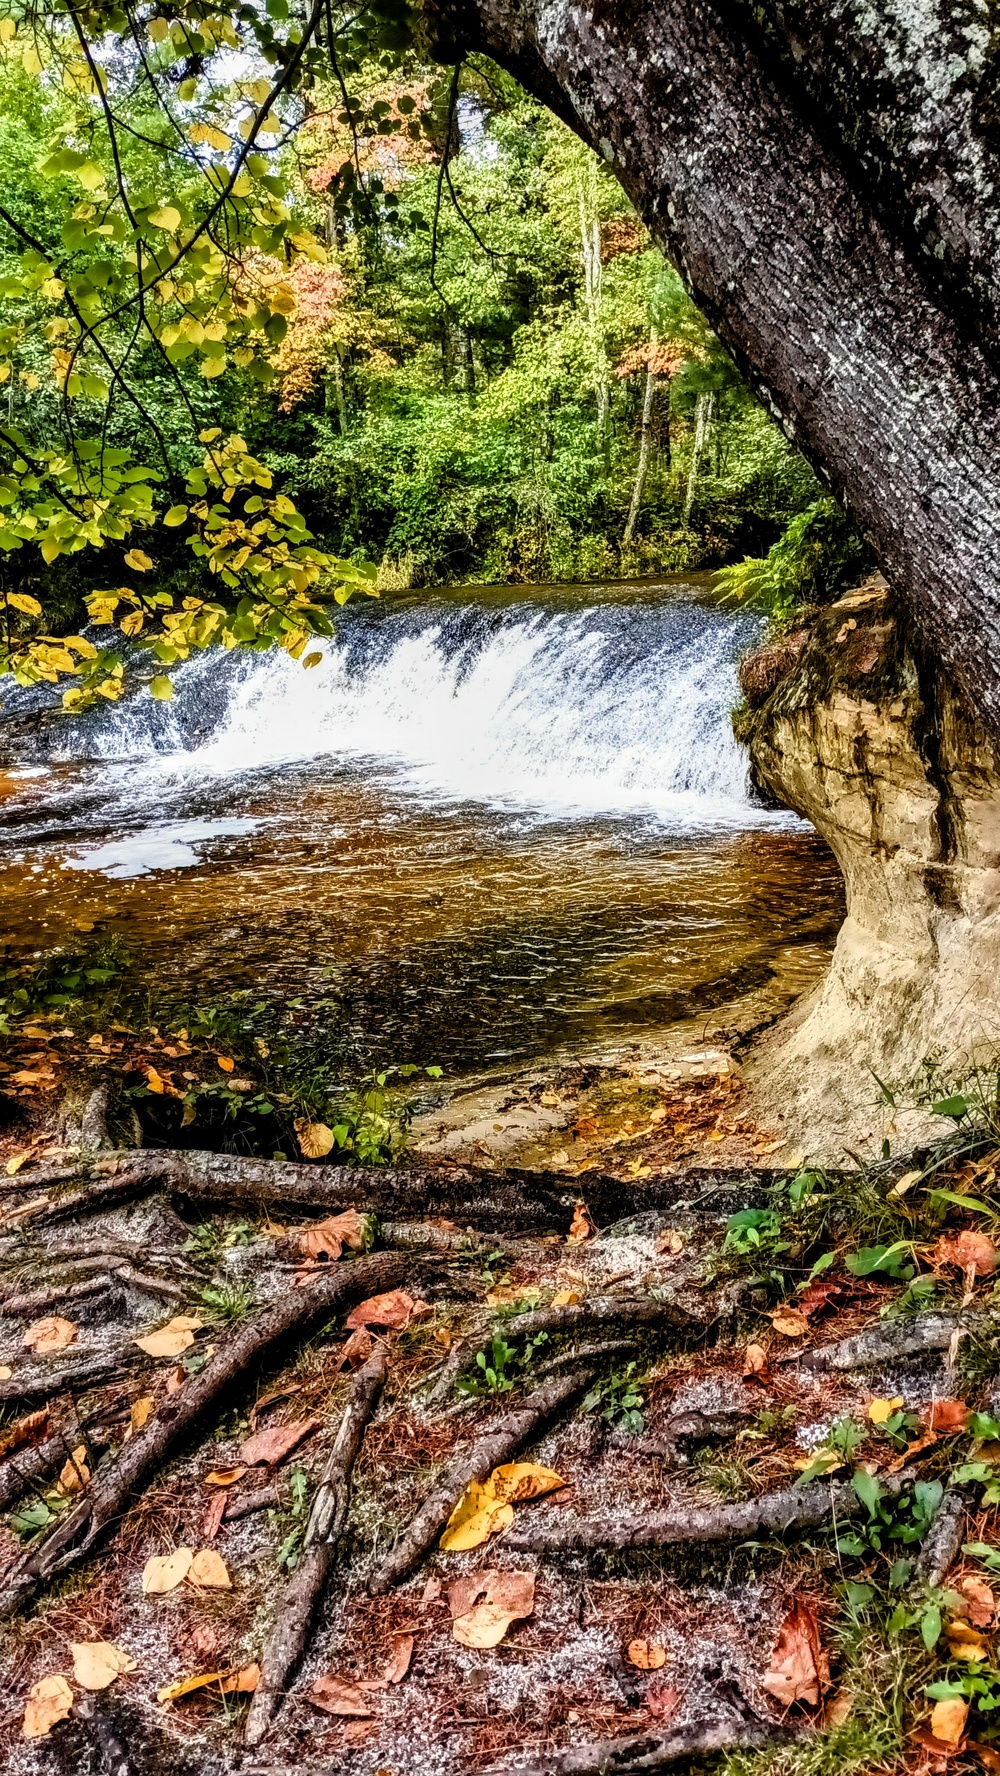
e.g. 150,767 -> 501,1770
762,1599 -> 829,1709
647,1684 -> 680,1721
450,1570 -> 535,1648
627,1638 -> 667,1670
567,1202 -> 592,1243
928,1399 -> 971,1433
345,1289 -> 416,1331
959,1575 -> 996,1628
296,1209 -> 365,1262
933,1231 -> 997,1276
22,1315 -> 76,1354
239,1417 -> 319,1466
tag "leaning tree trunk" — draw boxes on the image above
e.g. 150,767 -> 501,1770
422,0 -> 1000,734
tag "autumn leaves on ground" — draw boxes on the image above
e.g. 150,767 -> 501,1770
0,1070 -> 999,1776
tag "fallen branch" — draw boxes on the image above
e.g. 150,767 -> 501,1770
0,1417 -> 82,1510
0,1250 -> 407,1617
0,1275 -> 112,1316
790,1314 -> 974,1373
223,1483 -> 283,1523
481,1718 -> 789,1775
505,1470 -> 916,1553
244,1346 -> 387,1747
369,1365 -> 596,1593
504,1297 -> 695,1340
0,1354 -> 126,1405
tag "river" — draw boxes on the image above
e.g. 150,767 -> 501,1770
0,575 -> 844,1086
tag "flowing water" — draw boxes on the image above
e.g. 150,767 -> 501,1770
0,576 -> 844,1081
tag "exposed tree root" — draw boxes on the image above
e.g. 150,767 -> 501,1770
504,1297 -> 696,1341
0,1275 -> 112,1316
0,1416 -> 82,1510
481,1718 -> 791,1774
369,1366 -> 597,1593
915,1483 -> 973,1589
75,1693 -> 134,1776
244,1346 -> 387,1746
0,1250 -> 408,1617
0,1353 -> 126,1404
506,1470 -> 916,1553
790,1314 -> 974,1372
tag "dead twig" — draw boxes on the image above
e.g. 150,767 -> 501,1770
369,1365 -> 596,1593
244,1346 -> 387,1746
482,1718 -> 790,1774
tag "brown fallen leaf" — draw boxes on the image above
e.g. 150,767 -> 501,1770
360,1633 -> 415,1690
204,1466 -> 246,1488
295,1208 -> 366,1262
647,1684 -> 680,1722
933,1231 -> 998,1277
766,1306 -> 811,1339
165,1365 -> 185,1396
70,1641 -> 137,1691
130,1396 -> 156,1435
450,1570 -> 535,1648
239,1416 -> 319,1467
133,1314 -> 204,1359
742,1342 -> 769,1379
440,1462 -> 565,1552
22,1673 -> 74,1738
929,1696 -> 970,1748
0,1364 -> 12,1379
220,1663 -> 260,1695
308,1673 -> 374,1717
202,1491 -> 227,1542
797,1276 -> 848,1318
971,1741 -> 1000,1773
187,1548 -> 231,1589
946,1619 -> 990,1661
928,1399 -> 971,1433
567,1201 -> 593,1243
22,1315 -> 76,1354
58,1444 -> 91,1493
825,1689 -> 855,1729
189,1625 -> 220,1661
959,1574 -> 996,1628
142,1547 -> 194,1595
344,1289 -> 416,1331
296,1121 -> 335,1159
762,1599 -> 829,1709
217,1055 -> 235,1073
332,1328 -> 374,1371
627,1638 -> 667,1670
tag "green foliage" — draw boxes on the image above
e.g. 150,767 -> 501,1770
723,1206 -> 788,1259
199,1278 -> 255,1323
0,934 -> 130,1031
326,1063 -> 442,1166
844,1241 -> 915,1280
582,1363 -> 645,1434
714,496 -> 868,624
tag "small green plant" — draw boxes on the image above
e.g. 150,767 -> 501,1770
723,1207 -> 789,1259
327,1064 -> 443,1166
845,1241 -> 915,1280
183,1220 -> 253,1262
835,1474 -> 943,1569
796,1415 -> 867,1485
787,1168 -> 824,1210
926,1665 -> 1000,1715
456,1333 -> 518,1396
200,1279 -> 255,1323
692,1449 -> 755,1501
582,1364 -> 645,1435
880,1275 -> 937,1317
274,1464 -> 311,1570
743,1404 -> 798,1441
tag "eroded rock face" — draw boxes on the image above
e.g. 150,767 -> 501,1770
741,578 -> 1000,1156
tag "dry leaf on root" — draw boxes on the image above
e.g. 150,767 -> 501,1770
766,1306 -> 810,1339
22,1673 -> 74,1738
70,1641 -> 136,1691
239,1416 -> 319,1467
551,1288 -> 581,1307
142,1547 -> 194,1594
440,1462 -> 564,1552
133,1314 -> 203,1358
308,1673 -> 374,1717
187,1548 -> 231,1589
295,1209 -> 365,1262
959,1575 -> 996,1628
57,1445 -> 90,1492
933,1231 -> 998,1276
202,1492 -> 228,1542
742,1343 -> 769,1379
929,1399 -> 971,1433
449,1570 -> 535,1648
295,1120 -> 335,1159
627,1638 -> 666,1670
130,1396 -> 156,1434
762,1599 -> 829,1709
344,1289 -> 416,1331
22,1315 -> 76,1354
929,1697 -> 969,1748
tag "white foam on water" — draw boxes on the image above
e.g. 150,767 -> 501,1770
62,816 -> 262,878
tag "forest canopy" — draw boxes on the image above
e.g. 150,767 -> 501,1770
0,0 -> 862,708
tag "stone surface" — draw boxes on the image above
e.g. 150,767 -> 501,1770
742,579 -> 1000,1157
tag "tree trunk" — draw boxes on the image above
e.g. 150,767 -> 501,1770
577,166 -> 610,468
682,389 -> 714,528
422,0 -> 1000,732
622,330 -> 659,544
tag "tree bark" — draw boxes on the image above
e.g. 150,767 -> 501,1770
622,329 -> 658,544
423,0 -> 1000,732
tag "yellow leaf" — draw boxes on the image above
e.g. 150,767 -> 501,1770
551,1289 -> 580,1307
70,1641 -> 136,1690
302,651 -> 323,668
120,610 -> 144,637
451,1570 -> 535,1648
157,1668 -> 225,1703
142,1548 -> 194,1594
204,1466 -> 245,1488
163,505 -> 188,527
440,1479 -> 514,1552
946,1619 -> 990,1660
930,1696 -> 969,1746
22,1314 -> 76,1354
489,1462 -> 565,1505
134,1314 -> 203,1358
148,205 -> 181,231
149,675 -> 173,702
22,1673 -> 74,1738
8,592 -> 42,615
868,1397 -> 904,1425
5,1154 -> 27,1174
200,356 -> 226,379
297,1121 -> 335,1159
217,1055 -> 234,1073
187,1548 -> 231,1589
0,1365 -> 11,1380
130,1396 -> 156,1433
145,1065 -> 165,1094
124,548 -> 153,571
147,14 -> 168,37
627,1638 -> 667,1669
58,1445 -> 90,1492
767,1306 -> 810,1338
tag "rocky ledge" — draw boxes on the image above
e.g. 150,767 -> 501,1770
738,575 -> 1000,1156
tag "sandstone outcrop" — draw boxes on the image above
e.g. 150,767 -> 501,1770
739,577 -> 1000,1157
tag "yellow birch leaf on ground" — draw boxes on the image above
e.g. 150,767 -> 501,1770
22,1315 -> 76,1353
0,1365 -> 11,1379
489,1462 -> 565,1504
6,1153 -> 27,1174
551,1289 -> 581,1306
142,1548 -> 193,1594
22,1673 -> 73,1738
627,1638 -> 667,1669
439,1478 -> 514,1552
946,1619 -> 990,1660
157,1669 -> 226,1703
216,1055 -> 234,1073
204,1466 -> 246,1488
70,1641 -> 136,1690
144,1066 -> 165,1094
187,1548 -> 231,1589
930,1697 -> 969,1746
58,1445 -> 90,1492
133,1315 -> 203,1358
130,1396 -> 156,1434
450,1570 -> 535,1648
296,1121 -> 335,1159
868,1397 -> 905,1424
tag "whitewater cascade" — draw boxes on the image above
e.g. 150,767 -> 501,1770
22,589 -> 779,833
